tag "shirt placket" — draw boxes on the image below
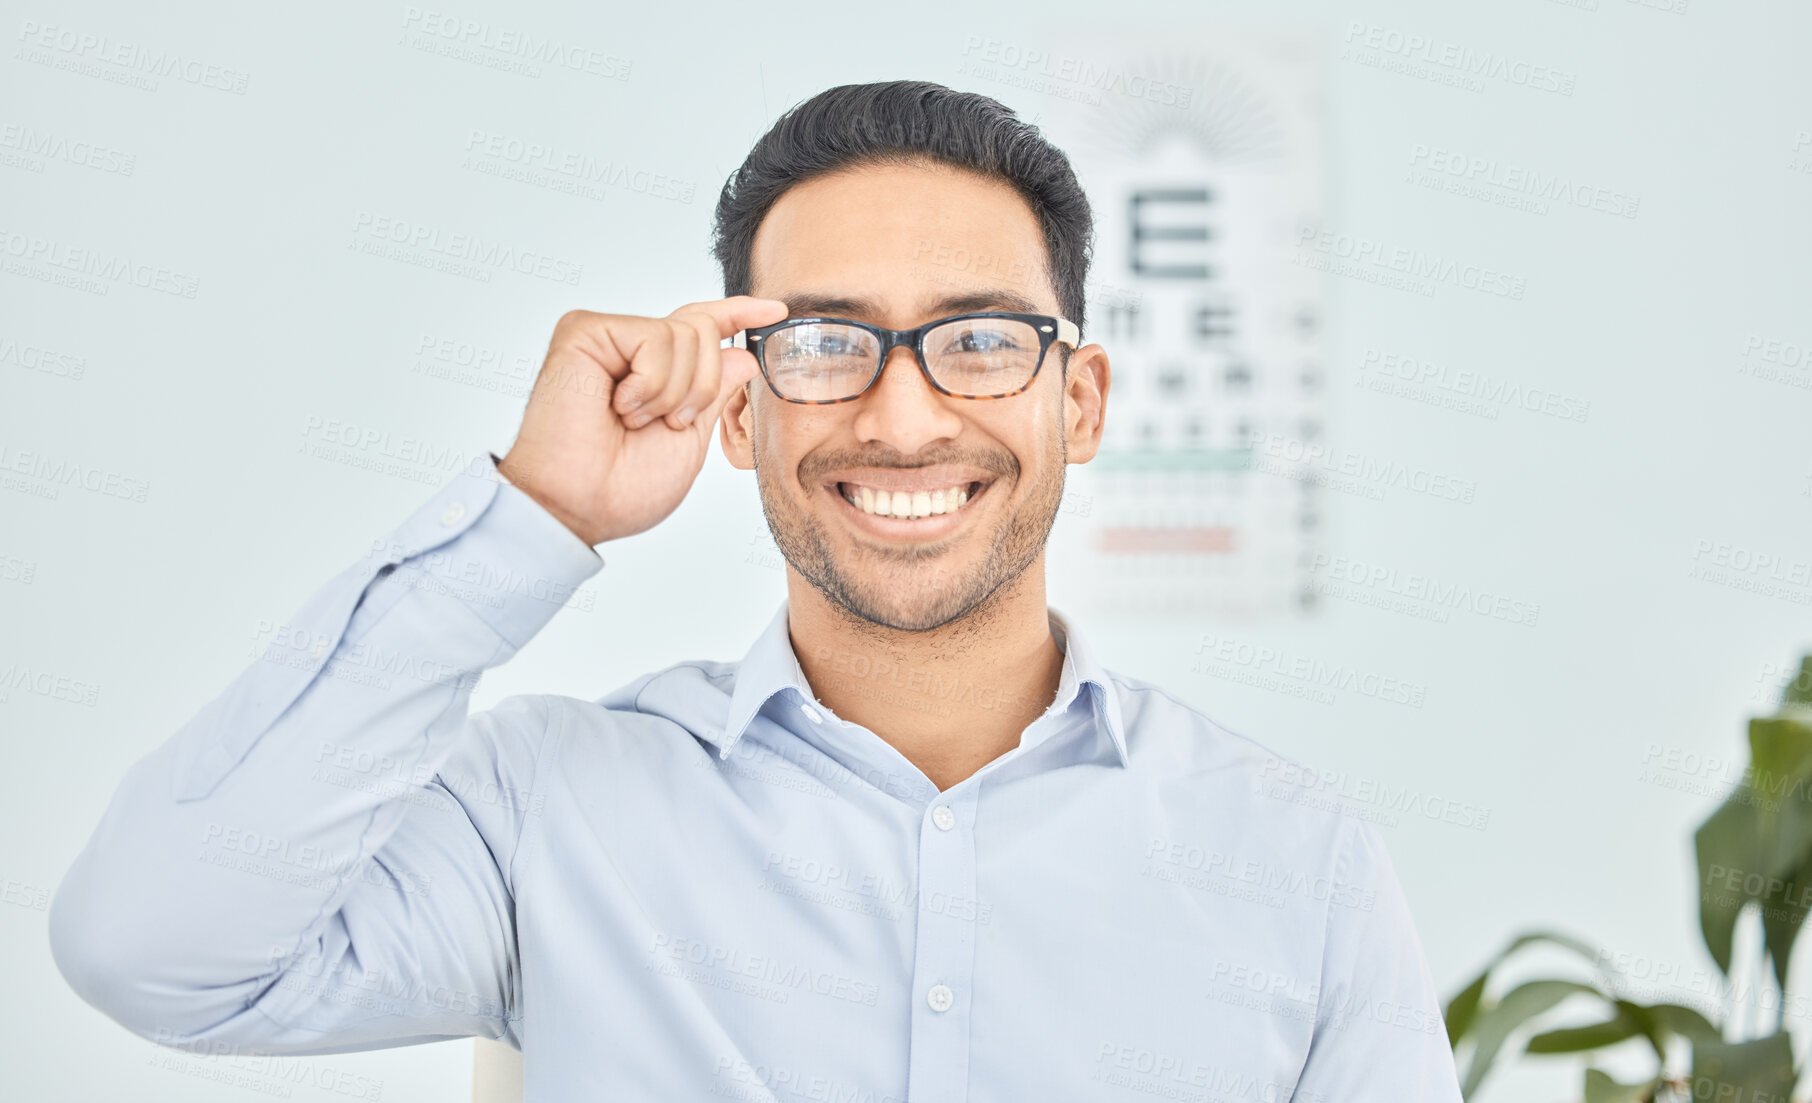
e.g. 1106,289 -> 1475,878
905,780 -> 982,1102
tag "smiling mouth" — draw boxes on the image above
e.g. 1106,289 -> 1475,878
835,480 -> 991,520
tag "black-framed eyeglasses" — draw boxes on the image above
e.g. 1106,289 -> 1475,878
731,311 -> 1081,404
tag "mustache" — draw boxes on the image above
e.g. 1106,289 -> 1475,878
800,448 -> 1018,484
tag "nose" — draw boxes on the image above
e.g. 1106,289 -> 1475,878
850,343 -> 965,453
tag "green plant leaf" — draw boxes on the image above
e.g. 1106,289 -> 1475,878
1694,714 -> 1812,979
1643,1003 -> 1720,1044
1445,930 -> 1612,1046
1615,1000 -> 1681,1064
1781,655 -> 1812,706
1498,929 -> 1604,965
1749,715 -> 1812,875
1689,1033 -> 1795,1098
1525,1005 -> 1644,1053
1750,713 -> 1812,991
1582,1069 -> 1657,1103
1528,998 -> 1687,1063
1759,843 -> 1812,997
1446,969 -> 1490,1047
1695,797 -> 1762,974
1459,979 -> 1602,1097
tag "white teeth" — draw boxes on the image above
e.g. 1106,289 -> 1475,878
841,482 -> 973,519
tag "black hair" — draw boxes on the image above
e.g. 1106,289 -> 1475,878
711,80 -> 1095,366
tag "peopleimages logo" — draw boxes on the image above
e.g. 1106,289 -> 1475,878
0,441 -> 150,503
0,122 -> 136,175
1253,432 -> 1478,504
1294,223 -> 1525,301
14,20 -> 251,93
1144,838 -> 1377,911
399,6 -> 631,79
1358,348 -> 1591,423
1690,539 -> 1812,588
647,932 -> 881,1007
149,1025 -> 385,1101
1308,552 -> 1542,627
349,210 -> 584,286
0,334 -> 85,380
1341,21 -> 1576,96
1258,756 -> 1492,831
0,662 -> 99,706
957,37 -> 1194,107
1193,634 -> 1428,708
1407,144 -> 1639,218
0,227 -> 199,299
462,129 -> 695,203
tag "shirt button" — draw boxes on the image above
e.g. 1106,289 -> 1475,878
931,805 -> 956,831
926,984 -> 954,1012
440,501 -> 467,527
800,704 -> 824,724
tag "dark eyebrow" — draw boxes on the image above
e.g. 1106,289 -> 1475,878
782,288 -> 1047,324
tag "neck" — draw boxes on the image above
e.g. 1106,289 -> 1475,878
786,554 -> 1065,792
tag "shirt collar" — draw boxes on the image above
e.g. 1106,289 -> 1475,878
715,597 -> 1130,768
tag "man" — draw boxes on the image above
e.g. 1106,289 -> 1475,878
50,80 -> 1462,1100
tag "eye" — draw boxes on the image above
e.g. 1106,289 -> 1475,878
781,325 -> 870,358
943,328 -> 1024,355
809,334 -> 857,354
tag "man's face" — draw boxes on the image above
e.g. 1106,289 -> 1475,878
720,160 -> 1109,633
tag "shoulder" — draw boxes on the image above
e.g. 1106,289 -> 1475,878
1107,669 -> 1343,799
436,663 -> 735,824
1105,668 -> 1379,868
511,661 -> 739,761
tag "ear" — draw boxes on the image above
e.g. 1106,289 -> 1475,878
719,379 -> 756,471
1062,343 -> 1110,465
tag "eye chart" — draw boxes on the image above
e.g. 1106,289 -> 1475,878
958,30 -> 1329,620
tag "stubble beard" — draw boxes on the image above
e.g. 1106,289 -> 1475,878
751,414 -> 1067,634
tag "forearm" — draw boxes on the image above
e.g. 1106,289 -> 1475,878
48,456 -> 602,1043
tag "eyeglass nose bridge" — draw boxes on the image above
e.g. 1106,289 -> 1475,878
866,322 -> 952,395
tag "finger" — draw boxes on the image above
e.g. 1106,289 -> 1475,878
666,294 -> 790,340
553,308 -> 646,387
604,317 -> 674,418
669,311 -> 722,429
636,319 -> 699,429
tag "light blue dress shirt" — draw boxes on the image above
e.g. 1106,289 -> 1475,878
50,454 -> 1463,1101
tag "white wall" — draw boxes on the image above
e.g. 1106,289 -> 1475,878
3,0 -> 1808,1099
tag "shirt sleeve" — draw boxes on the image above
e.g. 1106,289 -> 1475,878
47,453 -> 603,1056
1291,818 -> 1464,1101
